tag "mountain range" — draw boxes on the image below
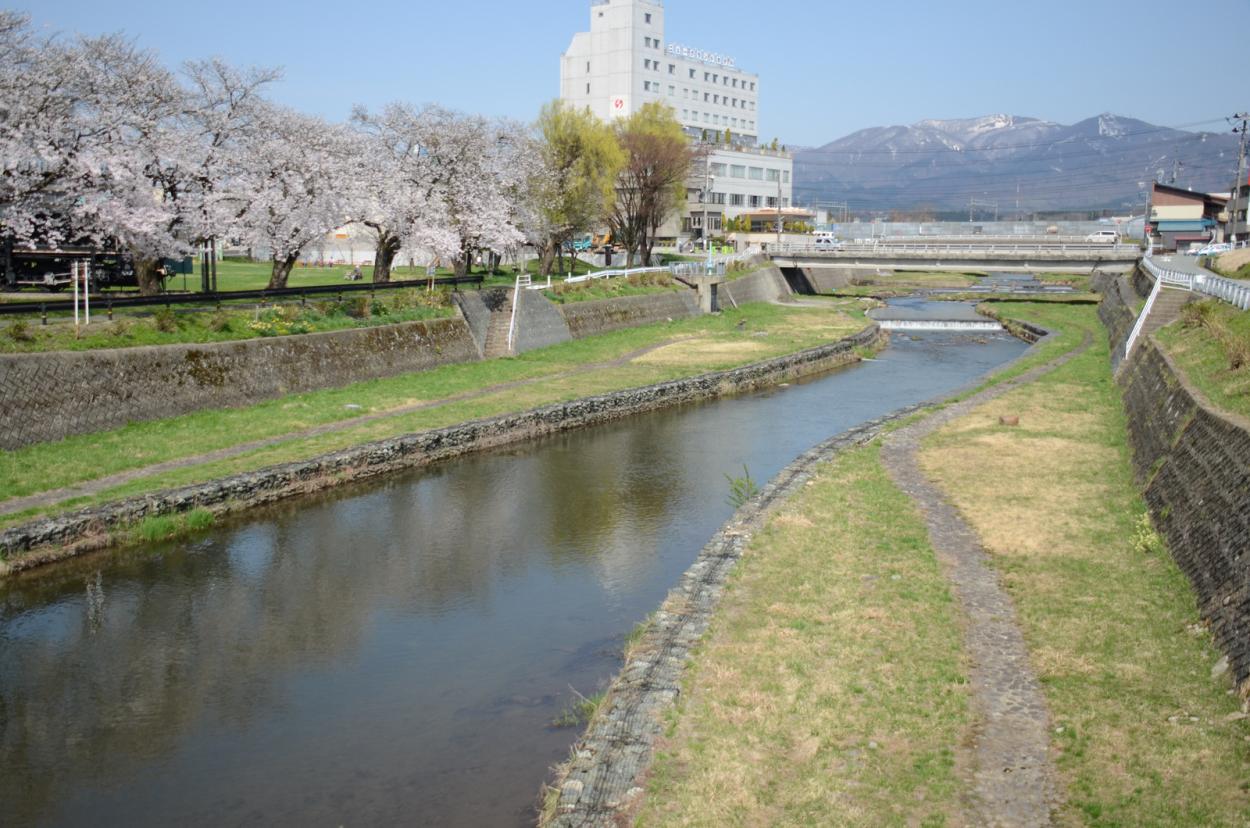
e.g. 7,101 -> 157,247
793,114 -> 1242,214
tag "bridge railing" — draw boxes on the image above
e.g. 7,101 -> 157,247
771,242 -> 1140,256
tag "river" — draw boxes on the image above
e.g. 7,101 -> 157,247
0,302 -> 1028,827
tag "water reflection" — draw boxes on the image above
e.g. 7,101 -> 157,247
0,314 -> 1027,827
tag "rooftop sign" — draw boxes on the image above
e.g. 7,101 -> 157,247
666,43 -> 736,69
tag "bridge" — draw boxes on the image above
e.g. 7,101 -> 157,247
768,239 -> 1141,275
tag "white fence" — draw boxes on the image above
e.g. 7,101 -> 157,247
1142,256 -> 1250,311
774,241 -> 1139,256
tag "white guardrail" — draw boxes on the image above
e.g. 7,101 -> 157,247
1142,256 -> 1250,311
774,242 -> 1139,256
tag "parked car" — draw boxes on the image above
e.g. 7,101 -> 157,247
814,235 -> 844,251
1085,230 -> 1119,243
1194,242 -> 1232,257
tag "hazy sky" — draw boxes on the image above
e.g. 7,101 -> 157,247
14,0 -> 1250,145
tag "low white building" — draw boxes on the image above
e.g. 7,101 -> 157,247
560,0 -> 792,245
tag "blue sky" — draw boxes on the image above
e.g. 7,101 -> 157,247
15,0 -> 1250,145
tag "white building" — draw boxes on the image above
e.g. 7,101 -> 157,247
560,0 -> 793,244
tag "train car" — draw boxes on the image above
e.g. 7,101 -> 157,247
2,239 -> 139,292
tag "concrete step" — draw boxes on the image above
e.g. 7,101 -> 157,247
482,292 -> 515,359
1142,288 -> 1192,337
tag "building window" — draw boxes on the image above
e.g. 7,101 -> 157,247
730,165 -> 745,178
586,83 -> 590,94
689,68 -> 696,79
668,63 -> 675,74
645,12 -> 652,23
767,196 -> 778,208
730,193 -> 745,206
783,170 -> 790,184
712,74 -> 718,83
668,85 -> 674,96
586,62 -> 590,73
644,37 -> 651,47
703,92 -> 709,102
710,163 -> 727,176
732,78 -> 738,88
766,168 -> 780,182
781,198 -> 789,208
704,72 -> 710,81
749,195 -> 761,208
710,192 -> 726,205
749,167 -> 764,181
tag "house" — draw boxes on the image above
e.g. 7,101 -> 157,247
1147,182 -> 1227,251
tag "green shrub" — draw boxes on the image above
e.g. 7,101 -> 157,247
108,319 -> 132,338
207,310 -> 232,332
1179,300 -> 1216,330
153,308 -> 178,333
5,319 -> 33,342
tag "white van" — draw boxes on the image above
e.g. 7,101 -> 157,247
814,235 -> 844,251
1085,230 -> 1119,243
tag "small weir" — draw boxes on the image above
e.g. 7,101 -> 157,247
869,297 -> 1005,332
0,300 -> 1028,828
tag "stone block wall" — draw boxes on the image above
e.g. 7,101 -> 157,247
1098,273 -> 1141,371
0,317 -> 481,450
514,288 -> 574,353
1117,339 -> 1250,697
721,265 -> 792,306
558,291 -> 700,339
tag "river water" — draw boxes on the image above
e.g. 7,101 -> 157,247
0,302 -> 1028,827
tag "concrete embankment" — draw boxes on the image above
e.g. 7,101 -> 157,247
1097,272 -> 1250,695
0,265 -> 793,450
0,324 -> 882,575
0,316 -> 481,450
1114,337 -> 1250,697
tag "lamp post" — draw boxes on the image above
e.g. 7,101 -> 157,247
704,150 -> 715,273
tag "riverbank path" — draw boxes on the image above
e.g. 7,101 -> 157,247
880,327 -> 1091,826
0,337 -> 701,518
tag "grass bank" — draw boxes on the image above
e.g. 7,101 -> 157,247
921,304 -> 1249,825
638,301 -> 1249,825
0,289 -> 454,353
639,442 -> 969,826
0,300 -> 869,530
1154,299 -> 1250,420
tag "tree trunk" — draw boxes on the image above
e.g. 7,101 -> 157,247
372,232 -> 401,283
268,253 -> 298,290
538,240 -> 556,277
133,256 -> 164,296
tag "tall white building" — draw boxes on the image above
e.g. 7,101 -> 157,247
560,0 -> 796,243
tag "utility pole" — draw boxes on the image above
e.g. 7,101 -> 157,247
1228,113 -> 1249,242
703,149 -> 712,272
776,172 -> 783,249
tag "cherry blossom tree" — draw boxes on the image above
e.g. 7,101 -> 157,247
233,103 -> 356,289
349,103 -> 450,283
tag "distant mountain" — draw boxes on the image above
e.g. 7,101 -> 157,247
794,114 -> 1241,213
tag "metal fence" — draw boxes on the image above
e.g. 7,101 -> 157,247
773,241 -> 1140,256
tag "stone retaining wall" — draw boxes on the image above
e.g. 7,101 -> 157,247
0,317 -> 481,450
720,265 -> 792,306
514,289 -> 574,353
1097,273 -> 1141,371
0,325 -> 886,572
1117,339 -> 1250,697
558,291 -> 700,339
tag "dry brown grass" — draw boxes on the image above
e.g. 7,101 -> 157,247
639,444 -> 969,827
920,311 -> 1250,825
631,338 -> 772,366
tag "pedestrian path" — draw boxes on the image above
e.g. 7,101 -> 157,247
879,328 -> 1091,826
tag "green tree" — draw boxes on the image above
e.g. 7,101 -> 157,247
610,103 -> 696,267
529,101 -> 624,276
